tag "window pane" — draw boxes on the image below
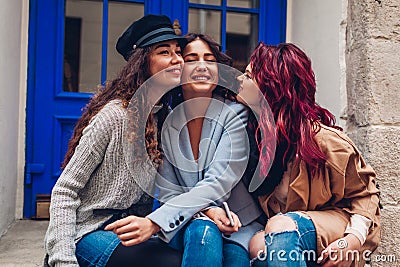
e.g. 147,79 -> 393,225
226,12 -> 258,71
64,0 -> 102,93
189,8 -> 221,44
189,0 -> 221,5
227,0 -> 259,8
107,2 -> 144,81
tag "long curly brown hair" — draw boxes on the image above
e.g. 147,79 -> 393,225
62,46 -> 163,169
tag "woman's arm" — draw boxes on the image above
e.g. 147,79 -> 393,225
104,151 -> 181,245
45,107 -> 115,266
318,136 -> 380,266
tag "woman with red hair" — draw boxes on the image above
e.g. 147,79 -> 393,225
236,43 -> 380,267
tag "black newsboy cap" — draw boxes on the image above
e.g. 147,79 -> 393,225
116,14 -> 186,61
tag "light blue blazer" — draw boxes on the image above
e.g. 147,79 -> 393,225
147,95 -> 263,250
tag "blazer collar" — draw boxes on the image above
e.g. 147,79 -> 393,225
169,94 -> 225,129
167,94 -> 226,169
198,95 -> 225,168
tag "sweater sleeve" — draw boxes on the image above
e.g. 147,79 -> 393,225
45,106 -> 117,267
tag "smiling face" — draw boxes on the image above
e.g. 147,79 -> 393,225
181,38 -> 218,100
148,40 -> 184,88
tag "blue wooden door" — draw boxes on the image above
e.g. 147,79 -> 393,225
24,0 -> 286,218
24,0 -> 147,218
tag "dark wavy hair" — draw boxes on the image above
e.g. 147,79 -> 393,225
250,43 -> 341,195
167,33 -> 239,107
62,46 -> 164,169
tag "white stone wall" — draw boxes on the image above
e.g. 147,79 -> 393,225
286,0 -> 346,127
289,0 -> 400,264
15,0 -> 29,222
0,0 -> 27,237
346,0 -> 400,265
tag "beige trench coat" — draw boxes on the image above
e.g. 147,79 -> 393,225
258,124 -> 380,267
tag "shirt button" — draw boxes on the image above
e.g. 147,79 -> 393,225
175,220 -> 180,226
169,223 -> 175,229
179,216 -> 184,222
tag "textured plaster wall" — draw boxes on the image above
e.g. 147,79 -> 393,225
346,0 -> 400,265
0,1 -> 24,237
286,0 -> 345,127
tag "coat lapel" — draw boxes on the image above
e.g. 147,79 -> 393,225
197,96 -> 225,173
166,95 -> 225,184
167,103 -> 199,185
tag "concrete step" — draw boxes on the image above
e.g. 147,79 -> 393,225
0,219 -> 48,267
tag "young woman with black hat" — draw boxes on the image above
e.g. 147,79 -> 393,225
44,14 -> 185,267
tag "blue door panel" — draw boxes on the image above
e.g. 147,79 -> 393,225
52,116 -> 80,179
25,0 -> 90,218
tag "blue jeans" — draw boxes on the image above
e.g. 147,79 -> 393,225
169,219 -> 250,267
76,229 -> 182,267
251,212 -> 317,267
76,229 -> 121,267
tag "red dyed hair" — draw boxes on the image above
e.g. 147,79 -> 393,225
250,43 -> 340,177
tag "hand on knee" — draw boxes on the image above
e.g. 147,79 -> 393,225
249,231 -> 266,259
265,215 -> 297,233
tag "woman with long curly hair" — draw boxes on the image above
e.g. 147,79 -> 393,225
236,43 -> 380,267
44,15 -> 186,267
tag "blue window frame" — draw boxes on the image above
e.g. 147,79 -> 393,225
62,0 -> 286,90
99,0 -> 145,84
186,0 -> 286,49
72,0 -> 286,87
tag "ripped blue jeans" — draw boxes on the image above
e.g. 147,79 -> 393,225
169,219 -> 250,267
251,212 -> 317,267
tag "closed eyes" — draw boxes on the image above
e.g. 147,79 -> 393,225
244,73 -> 252,79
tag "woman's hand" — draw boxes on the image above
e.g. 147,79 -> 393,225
203,207 -> 242,235
104,216 -> 160,246
317,234 -> 362,267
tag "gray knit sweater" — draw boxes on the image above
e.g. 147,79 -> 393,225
44,100 -> 156,267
